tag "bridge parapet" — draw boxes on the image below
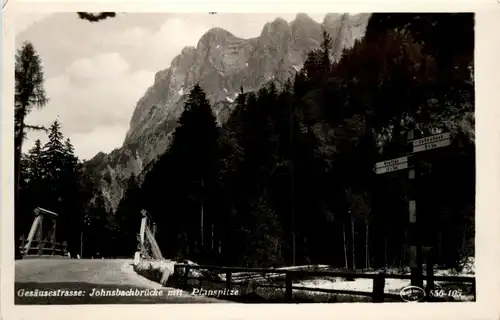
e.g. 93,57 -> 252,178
138,209 -> 163,260
19,207 -> 68,258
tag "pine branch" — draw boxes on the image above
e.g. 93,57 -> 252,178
77,12 -> 117,22
25,124 -> 48,133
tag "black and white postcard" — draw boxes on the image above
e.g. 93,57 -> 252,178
1,1 -> 500,320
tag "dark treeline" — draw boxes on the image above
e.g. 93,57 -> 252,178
15,42 -> 115,258
16,13 -> 475,270
16,121 -> 115,258
122,13 -> 475,269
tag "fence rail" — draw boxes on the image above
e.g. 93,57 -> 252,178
18,236 -> 68,257
173,263 -> 475,303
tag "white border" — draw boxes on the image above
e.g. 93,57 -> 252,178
2,1 -> 500,320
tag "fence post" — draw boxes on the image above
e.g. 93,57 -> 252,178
62,241 -> 68,256
372,272 -> 385,302
51,240 -> 57,256
38,240 -> 45,256
183,266 -> 190,290
19,236 -> 25,254
425,251 -> 435,300
285,272 -> 293,302
226,272 -> 232,291
471,278 -> 476,300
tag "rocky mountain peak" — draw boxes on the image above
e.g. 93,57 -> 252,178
323,13 -> 342,25
261,17 -> 290,34
260,17 -> 292,46
181,46 -> 196,55
90,13 -> 372,211
153,68 -> 170,83
198,27 -> 236,46
293,13 -> 317,24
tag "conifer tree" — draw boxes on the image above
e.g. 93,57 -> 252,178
61,138 -> 84,256
320,28 -> 333,74
16,140 -> 44,242
39,120 -> 66,208
26,139 -> 44,186
170,83 -> 220,259
303,50 -> 322,83
115,174 -> 142,257
37,120 -> 75,250
15,42 -> 48,187
64,139 -> 78,169
85,192 -> 112,257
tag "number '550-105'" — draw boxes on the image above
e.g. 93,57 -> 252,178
429,289 -> 462,298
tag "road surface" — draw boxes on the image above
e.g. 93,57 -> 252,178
15,258 -> 229,304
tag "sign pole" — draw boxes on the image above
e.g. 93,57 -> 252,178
375,130 -> 451,289
408,129 -> 423,287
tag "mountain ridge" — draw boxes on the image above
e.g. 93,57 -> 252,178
86,13 -> 372,211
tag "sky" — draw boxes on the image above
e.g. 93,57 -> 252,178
16,12 -> 326,160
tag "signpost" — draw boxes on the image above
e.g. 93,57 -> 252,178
408,131 -> 452,287
407,130 -> 422,287
374,156 -> 409,175
373,156 -> 408,174
412,132 -> 451,153
373,131 -> 452,289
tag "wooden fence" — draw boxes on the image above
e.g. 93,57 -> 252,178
18,236 -> 68,257
173,263 -> 475,303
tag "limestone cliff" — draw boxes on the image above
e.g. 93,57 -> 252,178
87,13 -> 371,211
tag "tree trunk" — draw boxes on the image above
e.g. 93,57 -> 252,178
200,179 -> 204,250
438,231 -> 442,264
304,236 -> 307,258
351,214 -> 356,271
14,108 -> 27,248
402,227 -> 408,268
384,236 -> 388,267
343,222 -> 348,269
459,220 -> 468,266
211,224 -> 214,251
461,220 -> 468,253
365,220 -> 369,269
15,109 -> 27,195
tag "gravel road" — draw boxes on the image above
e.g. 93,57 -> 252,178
15,258 -> 228,304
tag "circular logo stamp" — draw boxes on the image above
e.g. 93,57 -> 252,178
400,285 -> 426,302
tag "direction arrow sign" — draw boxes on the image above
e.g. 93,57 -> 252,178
374,162 -> 409,174
413,138 -> 451,153
411,132 -> 451,147
375,156 -> 408,169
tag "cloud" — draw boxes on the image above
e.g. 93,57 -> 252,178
24,52 -> 155,160
109,26 -> 151,46
66,53 -> 130,79
21,13 -> 328,161
105,17 -> 210,71
107,14 -> 326,71
71,125 -> 130,161
21,17 -> 210,160
14,13 -> 54,34
149,18 -> 210,66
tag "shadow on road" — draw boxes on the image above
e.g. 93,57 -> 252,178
15,282 -> 221,304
